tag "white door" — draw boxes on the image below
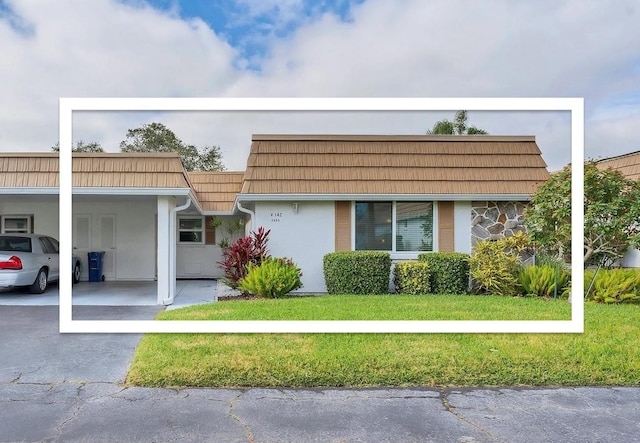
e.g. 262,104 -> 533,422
73,214 -> 91,281
98,214 -> 116,280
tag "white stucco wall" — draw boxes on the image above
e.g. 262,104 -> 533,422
176,215 -> 244,278
0,195 -> 59,238
254,201 -> 335,293
454,201 -> 472,254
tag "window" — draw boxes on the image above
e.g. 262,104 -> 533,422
39,236 -> 59,254
355,202 -> 433,252
396,202 -> 433,252
355,202 -> 392,250
1,215 -> 31,234
178,217 -> 204,243
0,236 -> 32,253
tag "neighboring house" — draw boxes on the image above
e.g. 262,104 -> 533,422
0,134 -> 550,303
595,150 -> 640,268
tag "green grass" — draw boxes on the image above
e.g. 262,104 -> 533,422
157,294 -> 570,321
126,295 -> 640,388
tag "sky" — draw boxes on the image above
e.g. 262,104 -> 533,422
1,0 -> 639,172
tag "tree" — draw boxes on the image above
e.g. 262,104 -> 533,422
51,140 -> 104,152
426,110 -> 488,135
525,161 -> 640,266
119,122 -> 225,171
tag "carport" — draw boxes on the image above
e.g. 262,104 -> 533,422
0,152 -> 204,306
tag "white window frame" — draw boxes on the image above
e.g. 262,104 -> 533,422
351,201 -> 439,259
177,216 -> 205,245
1,215 -> 32,234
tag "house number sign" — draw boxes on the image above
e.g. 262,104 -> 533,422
270,212 -> 283,223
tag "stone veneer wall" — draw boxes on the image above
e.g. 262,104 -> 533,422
471,201 -> 527,247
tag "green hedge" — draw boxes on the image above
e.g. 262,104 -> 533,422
418,252 -> 470,294
393,261 -> 431,294
323,251 -> 391,294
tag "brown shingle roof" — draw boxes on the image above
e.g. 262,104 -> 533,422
596,151 -> 640,181
0,152 -> 191,188
187,171 -> 244,212
241,135 -> 550,196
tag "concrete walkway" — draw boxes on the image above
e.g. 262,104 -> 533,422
1,306 -> 639,442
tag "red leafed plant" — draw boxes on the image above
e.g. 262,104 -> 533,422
218,227 -> 270,289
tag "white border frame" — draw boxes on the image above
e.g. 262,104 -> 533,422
59,97 -> 584,333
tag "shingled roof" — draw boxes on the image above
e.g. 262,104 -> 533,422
187,171 -> 244,212
241,135 -> 550,196
596,151 -> 640,181
0,152 -> 191,189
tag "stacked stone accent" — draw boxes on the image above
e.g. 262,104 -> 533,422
471,201 -> 527,247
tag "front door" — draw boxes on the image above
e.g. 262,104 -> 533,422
72,214 -> 117,281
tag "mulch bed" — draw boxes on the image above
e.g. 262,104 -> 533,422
218,294 -> 261,301
218,293 -> 320,301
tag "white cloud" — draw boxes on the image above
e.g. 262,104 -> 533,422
1,0 -> 639,172
0,0 -> 237,150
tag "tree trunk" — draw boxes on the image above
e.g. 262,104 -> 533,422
584,245 -> 593,265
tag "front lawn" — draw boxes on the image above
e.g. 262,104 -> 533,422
127,295 -> 640,388
157,294 -> 570,321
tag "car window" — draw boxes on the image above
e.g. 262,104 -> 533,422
39,238 -> 52,253
39,237 -> 59,254
47,237 -> 60,253
0,236 -> 32,252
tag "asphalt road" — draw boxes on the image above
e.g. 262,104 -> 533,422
1,306 -> 639,442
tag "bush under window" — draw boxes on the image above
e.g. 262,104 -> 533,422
418,252 -> 470,294
323,251 -> 391,294
393,261 -> 431,294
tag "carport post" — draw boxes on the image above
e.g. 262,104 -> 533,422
157,196 -> 174,305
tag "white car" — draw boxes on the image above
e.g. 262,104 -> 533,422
0,234 -> 82,293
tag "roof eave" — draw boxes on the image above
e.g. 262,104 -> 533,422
0,187 -> 192,196
237,193 -> 534,201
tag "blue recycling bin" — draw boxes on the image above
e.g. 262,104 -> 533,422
88,251 -> 105,282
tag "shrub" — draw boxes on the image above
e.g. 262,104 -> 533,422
469,232 -> 532,296
393,261 -> 431,294
518,264 -> 570,298
584,268 -> 640,304
418,252 -> 470,294
238,257 -> 303,298
218,227 -> 270,289
323,251 -> 391,294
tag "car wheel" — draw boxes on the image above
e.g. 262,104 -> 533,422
73,262 -> 81,284
30,268 -> 48,294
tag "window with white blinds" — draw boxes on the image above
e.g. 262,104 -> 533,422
396,202 -> 433,252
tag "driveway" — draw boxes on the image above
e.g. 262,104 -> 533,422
1,306 -> 639,442
0,305 -> 161,384
0,279 -> 217,308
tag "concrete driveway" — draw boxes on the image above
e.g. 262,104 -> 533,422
1,305 -> 640,442
0,279 -> 217,308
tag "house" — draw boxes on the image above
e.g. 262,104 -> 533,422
595,150 -> 640,267
0,135 -> 550,303
237,135 -> 549,291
